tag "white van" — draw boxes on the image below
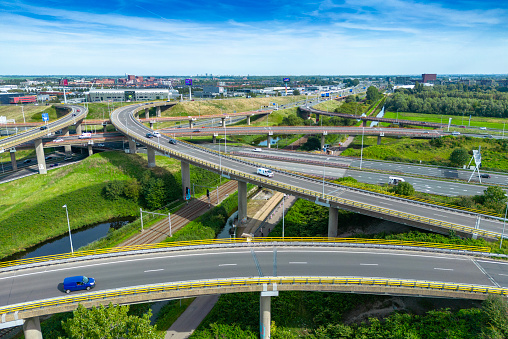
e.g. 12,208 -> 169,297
78,132 -> 92,139
388,176 -> 405,185
257,168 -> 274,178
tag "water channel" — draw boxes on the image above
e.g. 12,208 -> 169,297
4,217 -> 134,261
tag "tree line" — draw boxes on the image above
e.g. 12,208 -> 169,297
385,85 -> 508,117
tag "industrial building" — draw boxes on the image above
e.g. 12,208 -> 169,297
87,89 -> 180,102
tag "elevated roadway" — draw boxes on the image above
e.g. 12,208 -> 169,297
111,103 -> 506,240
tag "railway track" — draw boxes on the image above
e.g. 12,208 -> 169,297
121,180 -> 238,246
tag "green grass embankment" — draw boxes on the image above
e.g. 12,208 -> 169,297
0,151 -> 222,259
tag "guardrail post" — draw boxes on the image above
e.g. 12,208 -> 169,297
23,316 -> 42,339
34,139 -> 47,174
328,206 -> 338,237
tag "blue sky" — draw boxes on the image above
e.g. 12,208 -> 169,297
1,0 -> 507,76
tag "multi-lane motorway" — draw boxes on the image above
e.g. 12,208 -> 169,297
112,104 -> 505,238
0,245 -> 507,309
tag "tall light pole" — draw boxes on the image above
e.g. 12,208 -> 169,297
360,127 -> 365,169
322,157 -> 330,198
500,194 -> 508,249
62,205 -> 74,253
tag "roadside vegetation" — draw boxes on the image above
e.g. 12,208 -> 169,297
341,135 -> 508,172
0,151 -> 221,259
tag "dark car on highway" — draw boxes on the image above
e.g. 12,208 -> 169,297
145,133 -> 154,138
40,126 -> 48,130
168,139 -> 177,144
480,174 -> 491,178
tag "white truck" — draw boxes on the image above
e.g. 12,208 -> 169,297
257,168 -> 274,178
78,132 -> 92,139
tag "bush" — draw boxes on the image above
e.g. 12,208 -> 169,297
390,181 -> 415,196
103,181 -> 125,200
449,148 -> 469,167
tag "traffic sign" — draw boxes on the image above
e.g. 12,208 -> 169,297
283,78 -> 290,82
185,79 -> 192,86
42,113 -> 49,122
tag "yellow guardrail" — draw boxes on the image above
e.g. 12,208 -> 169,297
0,238 -> 490,269
0,106 -> 88,150
113,106 -> 503,241
0,276 -> 506,316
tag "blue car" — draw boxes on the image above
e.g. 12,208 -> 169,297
63,275 -> 95,293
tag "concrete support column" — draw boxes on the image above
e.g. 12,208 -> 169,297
128,139 -> 137,154
247,116 -> 251,125
62,127 -> 72,153
238,181 -> 247,223
103,124 -> 107,133
321,134 -> 325,150
145,108 -> 150,119
156,106 -> 161,117
189,119 -> 194,129
260,295 -> 271,339
75,122 -> 82,135
34,139 -> 47,174
147,147 -> 156,168
316,113 -> 320,122
181,161 -> 191,199
221,118 -> 226,128
212,134 -> 217,144
23,316 -> 42,339
267,135 -> 272,149
328,206 -> 338,237
377,135 -> 382,145
10,150 -> 17,171
362,120 -> 367,127
87,144 -> 93,156
149,121 -> 154,129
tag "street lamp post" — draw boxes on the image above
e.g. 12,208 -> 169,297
360,127 -> 365,169
62,205 -> 74,253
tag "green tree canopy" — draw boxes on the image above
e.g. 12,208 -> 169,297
366,86 -> 381,104
390,182 -> 415,196
61,303 -> 162,339
449,148 -> 469,167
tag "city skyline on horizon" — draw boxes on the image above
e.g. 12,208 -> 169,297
1,0 -> 507,76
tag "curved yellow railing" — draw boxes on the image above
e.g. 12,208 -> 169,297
0,238 -> 490,269
0,276 -> 505,316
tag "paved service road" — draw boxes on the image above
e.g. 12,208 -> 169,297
0,247 -> 506,308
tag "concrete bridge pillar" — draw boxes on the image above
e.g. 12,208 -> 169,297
267,135 -> 272,149
10,150 -> 17,171
62,127 -> 72,153
221,118 -> 226,128
147,147 -> 156,168
128,139 -> 137,154
362,120 -> 367,127
238,181 -> 247,223
212,134 -> 217,144
377,135 -> 382,145
23,316 -> 42,339
156,106 -> 161,117
260,287 -> 278,339
247,116 -> 251,125
181,161 -> 191,200
75,122 -> 82,135
87,144 -> 93,156
189,119 -> 194,129
321,134 -> 326,150
328,206 -> 338,237
149,121 -> 154,129
144,108 -> 150,119
34,139 -> 47,174
316,113 -> 320,123
103,123 -> 107,133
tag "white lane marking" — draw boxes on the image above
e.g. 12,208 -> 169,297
434,268 -> 453,271
289,262 -> 307,264
144,269 -> 164,273
498,274 -> 508,277
360,263 -> 378,266
472,259 -> 500,287
218,264 -> 237,267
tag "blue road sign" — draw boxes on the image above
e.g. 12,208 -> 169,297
42,113 -> 49,122
283,77 -> 290,82
185,79 -> 192,86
